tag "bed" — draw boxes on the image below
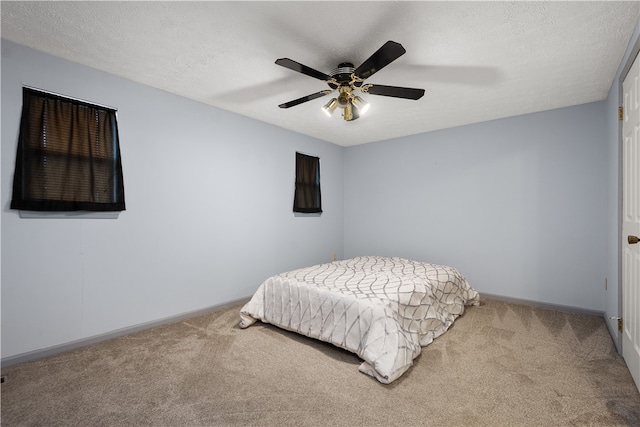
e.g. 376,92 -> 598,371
239,256 -> 479,383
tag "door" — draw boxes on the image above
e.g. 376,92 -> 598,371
622,50 -> 640,392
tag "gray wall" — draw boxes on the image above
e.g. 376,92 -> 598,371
1,40 -> 344,359
344,102 -> 608,311
3,17 -> 639,361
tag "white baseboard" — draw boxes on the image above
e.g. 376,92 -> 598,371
1,293 -> 607,368
480,292 -> 604,318
1,297 -> 250,368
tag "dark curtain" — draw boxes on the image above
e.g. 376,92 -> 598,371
11,87 -> 125,211
293,152 -> 322,213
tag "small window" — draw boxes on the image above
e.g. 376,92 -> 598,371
10,87 -> 125,212
293,152 -> 322,213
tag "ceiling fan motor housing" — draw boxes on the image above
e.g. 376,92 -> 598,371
331,62 -> 355,85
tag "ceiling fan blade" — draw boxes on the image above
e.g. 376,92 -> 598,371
365,84 -> 425,100
275,58 -> 331,81
278,90 -> 333,108
353,41 -> 406,80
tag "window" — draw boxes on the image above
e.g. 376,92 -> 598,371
11,87 -> 125,212
293,152 -> 322,213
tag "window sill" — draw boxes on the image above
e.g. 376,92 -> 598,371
19,211 -> 120,219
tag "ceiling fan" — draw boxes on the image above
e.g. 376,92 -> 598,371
276,41 -> 425,121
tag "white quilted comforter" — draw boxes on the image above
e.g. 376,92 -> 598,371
239,256 -> 479,383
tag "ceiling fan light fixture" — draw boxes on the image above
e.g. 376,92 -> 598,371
337,93 -> 350,108
347,101 -> 360,122
342,101 -> 353,121
322,98 -> 338,116
353,96 -> 370,115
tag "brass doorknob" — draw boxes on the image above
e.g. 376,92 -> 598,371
629,235 -> 639,245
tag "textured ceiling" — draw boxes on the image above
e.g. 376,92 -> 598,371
2,1 -> 639,146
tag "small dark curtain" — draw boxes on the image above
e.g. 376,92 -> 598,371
11,87 -> 125,211
293,152 -> 322,213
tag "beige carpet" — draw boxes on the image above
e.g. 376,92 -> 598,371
2,298 -> 639,426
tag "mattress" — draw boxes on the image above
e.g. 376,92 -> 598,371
239,256 -> 479,383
